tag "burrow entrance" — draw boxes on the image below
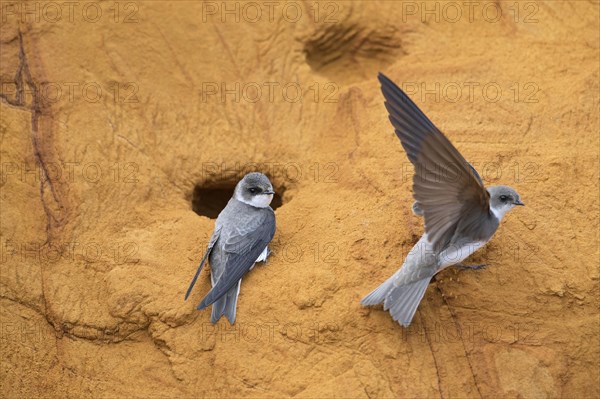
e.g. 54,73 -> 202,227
191,182 -> 284,219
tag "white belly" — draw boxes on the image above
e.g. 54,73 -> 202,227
256,246 -> 269,262
250,246 -> 269,270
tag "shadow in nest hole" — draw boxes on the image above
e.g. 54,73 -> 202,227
191,183 -> 284,219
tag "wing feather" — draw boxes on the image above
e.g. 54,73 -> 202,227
378,73 -> 490,249
184,225 -> 221,300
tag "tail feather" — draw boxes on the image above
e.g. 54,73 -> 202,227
210,279 -> 241,324
360,274 -> 397,306
386,278 -> 431,326
362,276 -> 432,327
223,279 -> 241,324
210,296 -> 226,324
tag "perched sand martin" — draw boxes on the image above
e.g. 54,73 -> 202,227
185,172 -> 276,324
361,73 -> 524,327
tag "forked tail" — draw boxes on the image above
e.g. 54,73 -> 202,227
361,276 -> 432,327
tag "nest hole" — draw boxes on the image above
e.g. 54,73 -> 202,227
191,183 -> 284,219
303,23 -> 404,84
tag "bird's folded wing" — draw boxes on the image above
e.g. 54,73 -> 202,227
197,210 -> 276,309
184,226 -> 221,300
378,73 -> 489,249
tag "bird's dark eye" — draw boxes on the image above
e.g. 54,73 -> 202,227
248,187 -> 260,194
499,195 -> 509,202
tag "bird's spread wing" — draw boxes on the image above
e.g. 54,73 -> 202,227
197,209 -> 276,310
378,73 -> 490,250
184,226 -> 221,300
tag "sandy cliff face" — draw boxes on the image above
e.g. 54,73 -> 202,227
1,1 -> 598,398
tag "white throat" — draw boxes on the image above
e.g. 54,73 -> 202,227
490,204 -> 511,221
236,191 -> 273,208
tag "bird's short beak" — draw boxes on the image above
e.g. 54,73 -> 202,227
263,190 -> 275,195
514,200 -> 525,206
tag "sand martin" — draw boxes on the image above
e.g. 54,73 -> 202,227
361,73 -> 524,327
185,172 -> 276,324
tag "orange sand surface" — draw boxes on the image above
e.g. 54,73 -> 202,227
1,1 -> 598,398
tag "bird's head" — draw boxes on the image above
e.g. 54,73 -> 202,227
235,172 -> 275,208
487,185 -> 524,220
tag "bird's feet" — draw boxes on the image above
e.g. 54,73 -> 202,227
456,263 -> 487,270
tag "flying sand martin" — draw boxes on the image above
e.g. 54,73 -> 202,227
361,73 -> 524,327
185,172 -> 276,324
